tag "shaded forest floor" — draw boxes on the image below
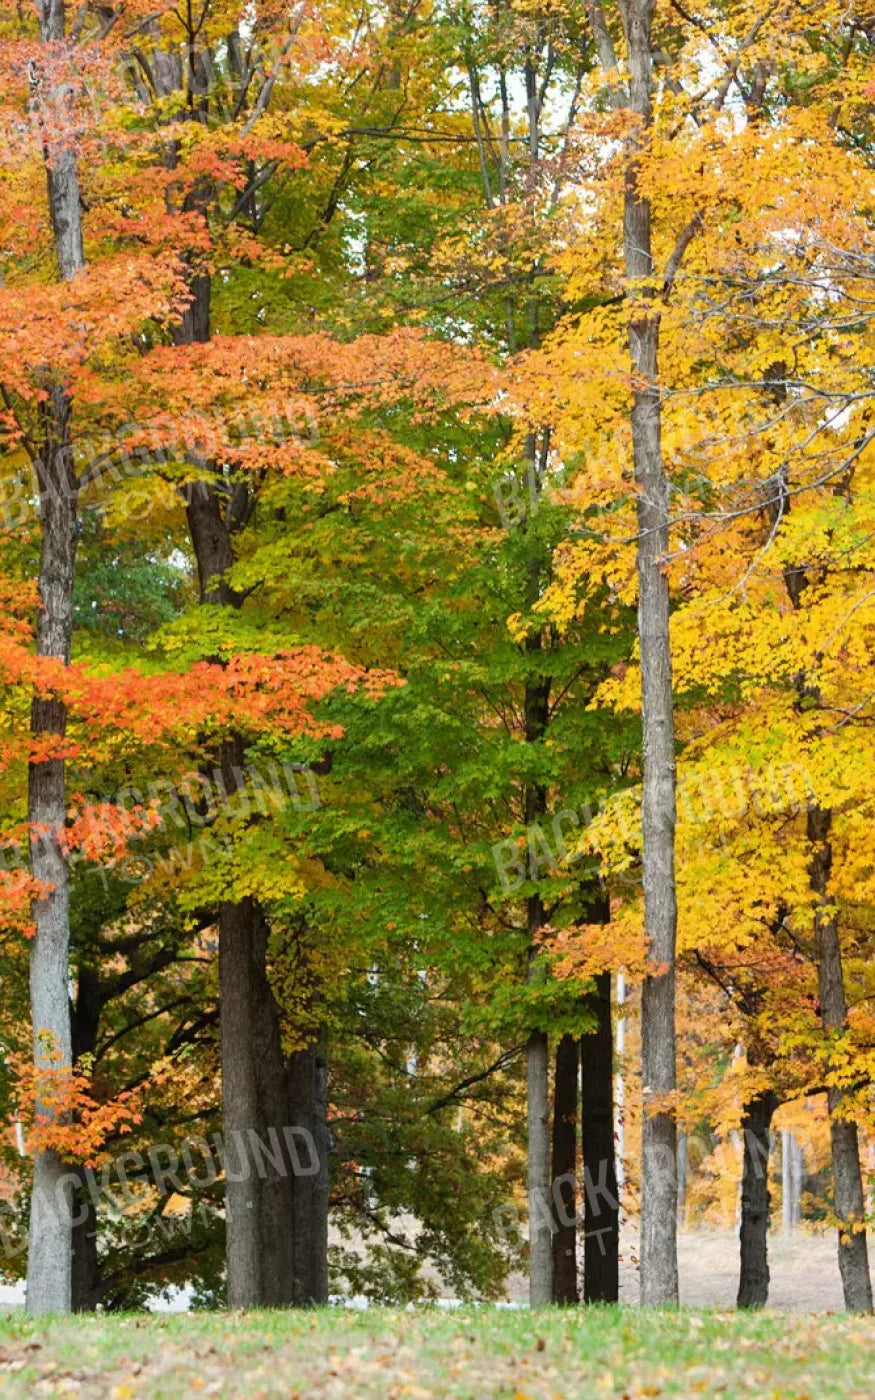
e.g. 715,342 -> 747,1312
0,1306 -> 872,1399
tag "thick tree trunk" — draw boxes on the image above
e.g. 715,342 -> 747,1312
70,1168 -> 99,1314
623,0 -> 679,1308
26,0 -> 86,1316
551,1034 -> 579,1303
582,969 -> 620,1303
808,806 -> 873,1314
218,745 -> 296,1309
737,1089 -> 777,1309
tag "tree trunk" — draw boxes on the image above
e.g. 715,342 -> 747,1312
767,377 -> 871,1310
70,970 -> 103,1312
782,1131 -> 793,1236
176,275 -> 303,1308
249,900 -> 297,1307
551,1034 -> 579,1303
527,1026 -> 552,1306
219,889 -> 266,1307
737,1089 -> 777,1309
26,0 -> 86,1317
791,1136 -> 803,1227
582,969 -> 620,1303
808,805 -> 873,1314
70,1167 -> 100,1314
676,1131 -> 687,1226
218,746 -> 296,1309
524,661 -> 553,1307
623,0 -> 679,1307
311,1030 -> 331,1303
288,1036 -> 330,1305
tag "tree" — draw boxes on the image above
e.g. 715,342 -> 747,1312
26,0 -> 88,1315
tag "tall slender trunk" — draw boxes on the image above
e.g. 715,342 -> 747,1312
737,1089 -> 777,1309
808,805 -> 873,1313
582,968 -> 620,1303
623,0 -> 679,1307
26,0 -> 86,1318
551,1034 -> 579,1303
524,662 -> 553,1306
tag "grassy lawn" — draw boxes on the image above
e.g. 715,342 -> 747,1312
0,1306 -> 872,1399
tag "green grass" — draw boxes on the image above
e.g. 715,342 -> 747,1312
0,1305 -> 872,1398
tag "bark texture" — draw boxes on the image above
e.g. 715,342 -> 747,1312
623,0 -> 679,1307
808,806 -> 873,1313
737,1089 -> 777,1309
551,1034 -> 579,1303
582,969 -> 620,1303
26,0 -> 86,1316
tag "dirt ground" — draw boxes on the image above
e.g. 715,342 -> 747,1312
504,1226 -> 869,1311
669,1228 -> 865,1312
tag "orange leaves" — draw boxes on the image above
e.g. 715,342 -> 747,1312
125,326 -> 496,430
64,798 -> 161,864
13,1049 -> 144,1167
0,639 -> 391,756
73,647 -> 389,752
0,253 -> 189,400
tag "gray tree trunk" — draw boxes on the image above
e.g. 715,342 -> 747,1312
676,1131 -> 687,1226
551,1034 -> 579,1303
26,0 -> 86,1318
623,0 -> 679,1308
737,1089 -> 777,1309
808,806 -> 873,1314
